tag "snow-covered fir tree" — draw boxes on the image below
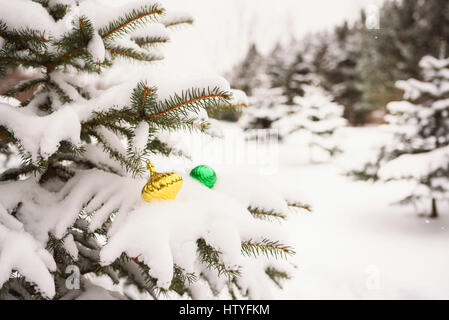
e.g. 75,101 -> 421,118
266,42 -> 289,90
307,23 -> 365,124
273,85 -> 347,162
237,43 -> 311,131
239,86 -> 289,130
227,43 -> 265,97
235,45 -> 289,130
0,0 -> 308,300
283,47 -> 316,105
352,55 -> 449,218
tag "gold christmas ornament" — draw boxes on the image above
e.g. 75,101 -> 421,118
141,161 -> 183,202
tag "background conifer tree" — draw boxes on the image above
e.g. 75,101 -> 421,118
351,56 -> 449,218
0,0 -> 305,300
273,85 -> 347,162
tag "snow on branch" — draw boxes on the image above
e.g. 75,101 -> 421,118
160,11 -> 194,29
99,4 -> 164,41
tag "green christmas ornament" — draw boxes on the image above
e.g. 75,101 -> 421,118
190,165 -> 217,189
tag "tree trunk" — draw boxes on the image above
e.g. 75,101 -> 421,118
430,198 -> 438,219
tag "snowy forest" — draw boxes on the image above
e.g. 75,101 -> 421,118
0,0 -> 448,301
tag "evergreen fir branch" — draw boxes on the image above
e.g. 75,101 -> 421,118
206,103 -> 246,118
0,126 -> 13,144
39,162 -> 75,184
71,227 -> 101,251
397,194 -> 420,207
0,63 -> 5,77
0,1 -> 303,298
228,285 -> 238,300
46,234 -> 77,266
105,46 -> 163,62
51,46 -> 86,67
208,103 -> 247,110
133,35 -> 169,48
196,238 -> 241,279
2,78 -> 47,98
0,276 -> 46,300
0,165 -> 38,182
20,90 -> 51,110
32,0 -> 49,7
241,239 -> 295,259
0,21 -> 49,52
231,277 -> 249,298
148,87 -> 230,120
83,85 -> 218,134
168,265 -> 196,296
140,85 -> 154,114
1,54 -> 43,69
83,109 -> 135,128
99,4 -> 164,41
13,141 -> 87,183
247,206 -> 287,221
51,17 -> 98,71
199,274 -> 222,297
163,17 -> 194,28
72,83 -> 92,100
287,201 -> 312,212
130,82 -> 157,116
145,138 -> 184,157
348,165 -> 381,181
48,4 -> 70,22
56,140 -> 86,159
89,129 -> 145,177
106,124 -> 135,141
265,267 -> 290,289
13,143 -> 48,175
149,117 -> 209,133
78,18 -> 89,42
48,80 -> 73,104
55,16 -> 94,50
111,254 -> 159,298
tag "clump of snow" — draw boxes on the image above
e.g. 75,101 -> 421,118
132,122 -> 150,153
0,223 -> 56,298
87,32 -> 106,63
379,146 -> 449,182
0,102 -> 82,160
63,234 -> 79,260
160,11 -> 194,28
0,0 -> 57,32
0,96 -> 21,107
229,89 -> 248,106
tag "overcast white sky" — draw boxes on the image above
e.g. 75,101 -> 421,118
160,0 -> 385,74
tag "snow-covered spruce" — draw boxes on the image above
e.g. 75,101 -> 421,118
239,86 -> 289,130
273,85 -> 347,162
234,44 -> 346,163
351,55 -> 449,218
0,0 -> 305,299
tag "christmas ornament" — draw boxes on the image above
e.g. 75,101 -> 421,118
141,161 -> 183,202
189,165 -> 217,189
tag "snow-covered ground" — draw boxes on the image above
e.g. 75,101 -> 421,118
2,123 -> 447,300
271,126 -> 449,299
